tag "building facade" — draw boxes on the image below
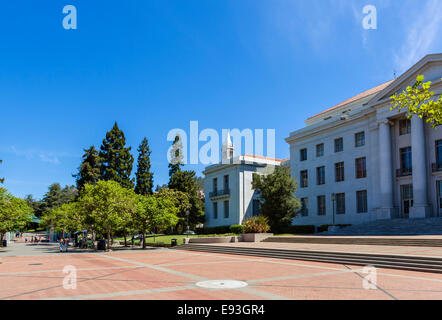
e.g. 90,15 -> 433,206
286,54 -> 442,227
203,132 -> 287,227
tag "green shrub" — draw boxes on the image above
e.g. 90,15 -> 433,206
243,216 -> 270,234
195,225 -> 231,235
230,225 -> 245,234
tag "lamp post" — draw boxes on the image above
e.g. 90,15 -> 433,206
331,193 -> 336,226
186,209 -> 190,232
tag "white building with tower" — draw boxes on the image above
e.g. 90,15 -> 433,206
286,53 -> 442,227
203,132 -> 288,227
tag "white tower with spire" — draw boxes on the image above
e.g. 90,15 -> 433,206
221,130 -> 234,164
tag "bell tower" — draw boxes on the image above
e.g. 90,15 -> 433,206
222,130 -> 234,164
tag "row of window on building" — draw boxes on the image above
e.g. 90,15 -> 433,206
212,199 -> 261,220
299,190 -> 368,217
299,132 -> 365,162
299,157 -> 366,188
213,175 -> 229,192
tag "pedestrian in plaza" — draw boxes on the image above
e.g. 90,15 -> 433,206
59,238 -> 64,252
64,237 -> 69,252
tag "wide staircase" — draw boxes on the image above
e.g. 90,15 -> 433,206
320,217 -> 442,236
174,244 -> 442,273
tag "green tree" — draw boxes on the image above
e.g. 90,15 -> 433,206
99,122 -> 135,189
168,170 -> 204,232
390,75 -> 442,128
168,135 -> 184,182
74,146 -> 101,192
40,183 -> 77,215
155,188 -> 190,234
77,180 -> 136,249
0,188 -> 32,246
252,166 -> 300,233
42,202 -> 83,235
135,138 -> 154,195
134,194 -> 179,248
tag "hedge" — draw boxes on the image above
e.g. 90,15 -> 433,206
230,225 -> 245,234
195,226 -> 232,235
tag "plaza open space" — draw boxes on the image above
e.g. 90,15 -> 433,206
1,241 -> 442,300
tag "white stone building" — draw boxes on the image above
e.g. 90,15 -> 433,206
286,54 -> 442,227
203,132 -> 287,227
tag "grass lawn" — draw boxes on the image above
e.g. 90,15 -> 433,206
116,234 -> 237,245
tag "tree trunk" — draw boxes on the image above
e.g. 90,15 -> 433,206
107,230 -> 111,250
124,232 -> 127,247
142,229 -> 146,249
0,233 -> 3,247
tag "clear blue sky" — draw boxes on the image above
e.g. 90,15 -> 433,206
1,0 -> 442,199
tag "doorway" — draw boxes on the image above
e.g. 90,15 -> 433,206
400,184 -> 413,218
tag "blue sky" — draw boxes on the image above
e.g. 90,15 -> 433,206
1,0 -> 442,199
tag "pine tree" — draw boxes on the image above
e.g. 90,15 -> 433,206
135,137 -> 154,195
74,146 -> 101,191
99,122 -> 135,189
168,135 -> 184,187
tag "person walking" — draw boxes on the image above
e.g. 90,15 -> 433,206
59,238 -> 64,252
64,237 -> 69,252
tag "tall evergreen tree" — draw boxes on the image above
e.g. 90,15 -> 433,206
99,122 -> 135,189
168,135 -> 184,187
74,146 -> 101,191
168,170 -> 204,231
135,138 -> 154,195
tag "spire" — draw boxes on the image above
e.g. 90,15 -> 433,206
225,130 -> 233,147
222,130 -> 234,163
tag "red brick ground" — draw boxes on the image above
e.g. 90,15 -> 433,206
1,243 -> 442,300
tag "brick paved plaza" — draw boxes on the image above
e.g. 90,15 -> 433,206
1,242 -> 442,300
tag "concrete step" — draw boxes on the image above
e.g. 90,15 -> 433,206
263,237 -> 442,247
321,217 -> 442,236
173,244 -> 442,273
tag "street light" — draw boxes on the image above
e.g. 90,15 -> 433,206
331,193 -> 336,226
186,209 -> 190,232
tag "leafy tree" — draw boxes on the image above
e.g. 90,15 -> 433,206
252,166 -> 300,233
40,183 -> 77,214
134,194 -> 179,248
391,75 -> 442,128
195,176 -> 204,191
99,122 -> 135,189
0,188 -> 32,246
24,194 -> 44,218
77,180 -> 136,249
168,135 -> 184,182
42,202 -> 83,235
155,188 -> 190,234
135,138 -> 154,195
155,184 -> 168,192
74,146 -> 101,192
168,170 -> 204,232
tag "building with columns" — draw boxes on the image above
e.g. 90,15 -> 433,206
203,132 -> 288,227
286,54 -> 442,227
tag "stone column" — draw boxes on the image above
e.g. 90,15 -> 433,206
377,120 -> 395,219
410,116 -> 431,218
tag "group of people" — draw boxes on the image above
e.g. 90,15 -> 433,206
58,237 -> 70,252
